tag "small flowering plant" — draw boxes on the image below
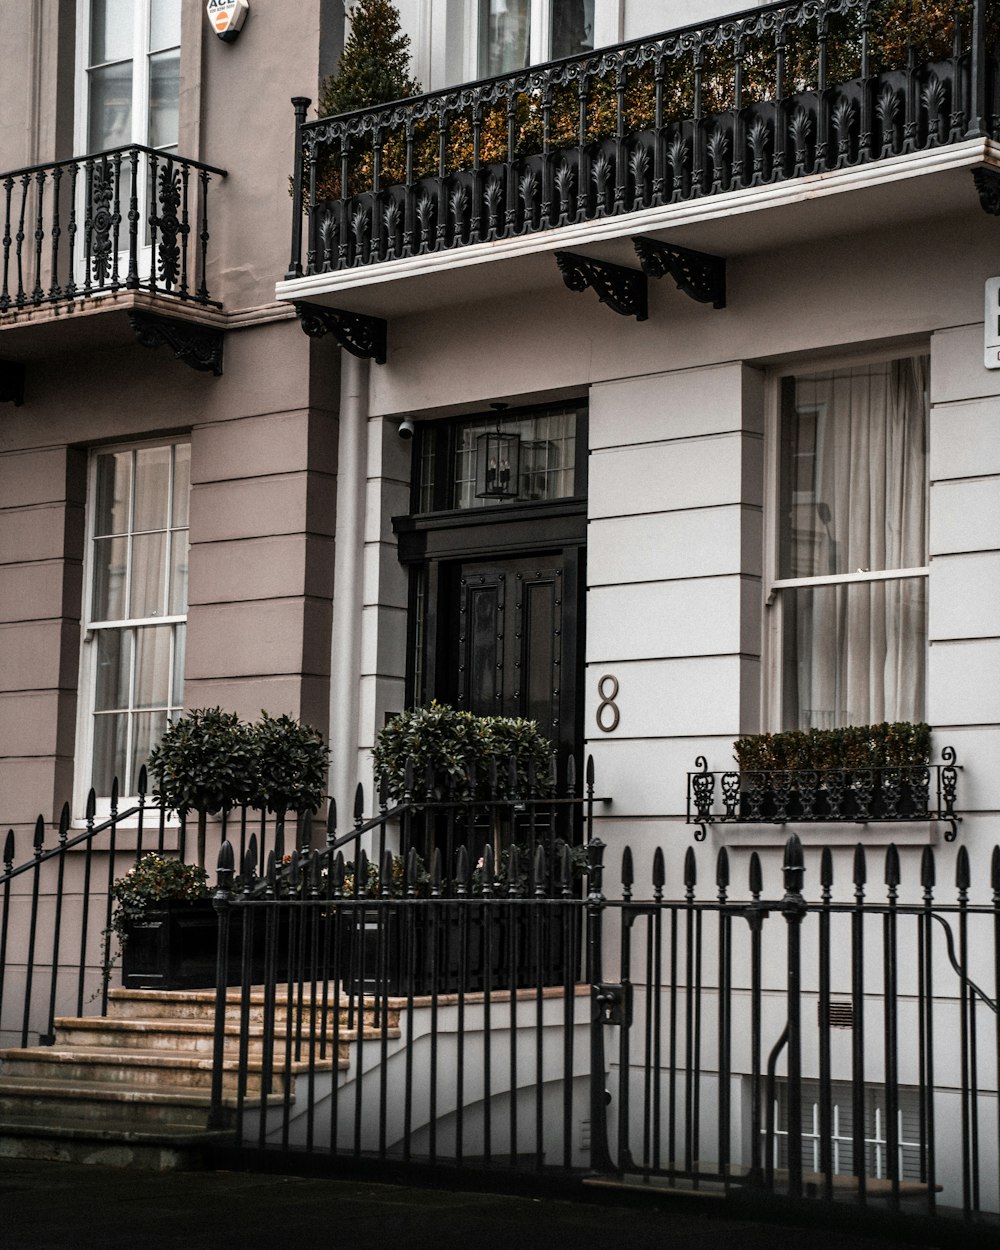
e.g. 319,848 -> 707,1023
110,852 -> 210,945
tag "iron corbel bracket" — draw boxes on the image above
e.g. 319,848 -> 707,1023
0,359 -> 26,406
633,236 -> 726,308
128,312 -> 224,376
295,301 -> 387,364
973,167 -> 1000,215
554,252 -> 648,321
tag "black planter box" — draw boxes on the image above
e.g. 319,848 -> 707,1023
339,903 -> 578,997
121,901 -> 291,991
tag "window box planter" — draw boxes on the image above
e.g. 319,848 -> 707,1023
687,741 -> 959,842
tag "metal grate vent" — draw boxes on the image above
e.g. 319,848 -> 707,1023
824,1000 -> 854,1029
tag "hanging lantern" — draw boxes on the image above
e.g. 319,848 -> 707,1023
475,421 -> 521,499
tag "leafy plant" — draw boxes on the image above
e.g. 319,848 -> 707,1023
109,853 -> 209,947
250,711 -> 329,818
318,0 -> 421,117
733,723 -> 931,772
373,702 -> 554,801
147,707 -> 255,866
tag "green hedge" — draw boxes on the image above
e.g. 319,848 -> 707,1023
733,722 -> 931,772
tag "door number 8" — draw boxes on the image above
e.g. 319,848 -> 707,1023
596,674 -> 620,733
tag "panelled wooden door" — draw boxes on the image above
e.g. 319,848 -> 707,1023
445,551 -> 582,765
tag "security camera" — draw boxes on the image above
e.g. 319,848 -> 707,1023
398,418 -> 415,439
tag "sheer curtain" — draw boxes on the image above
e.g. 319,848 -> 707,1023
780,356 -> 928,729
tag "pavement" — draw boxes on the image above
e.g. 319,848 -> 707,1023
0,1155 -> 957,1250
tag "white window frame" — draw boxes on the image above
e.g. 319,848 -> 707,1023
74,437 -> 190,817
762,344 -> 930,732
73,0 -> 181,285
73,0 -> 181,158
468,0 -> 619,79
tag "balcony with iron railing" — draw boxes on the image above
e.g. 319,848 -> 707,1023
279,0 -> 999,321
0,145 -> 227,375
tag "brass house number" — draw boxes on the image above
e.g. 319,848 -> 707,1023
596,674 -> 620,733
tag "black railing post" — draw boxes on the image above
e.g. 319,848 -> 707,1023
587,836 -> 615,1173
781,832 -> 806,1200
208,839 -> 235,1130
966,0 -> 988,138
287,97 -> 311,279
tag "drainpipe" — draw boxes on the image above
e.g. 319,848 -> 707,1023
330,350 -> 369,825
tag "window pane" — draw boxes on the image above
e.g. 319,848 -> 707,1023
95,629 -> 132,711
551,0 -> 593,59
133,445 -> 171,532
134,626 -> 172,708
148,48 -> 180,150
92,535 -> 128,621
88,61 -> 133,150
172,623 -> 186,706
449,408 -> 578,510
779,357 -> 928,578
169,530 -> 189,615
94,451 -> 131,536
481,0 -> 530,75
131,711 -> 168,792
781,579 -> 927,730
92,712 -> 127,796
149,0 -> 182,50
172,442 -> 190,528
90,0 -> 133,64
130,531 -> 167,618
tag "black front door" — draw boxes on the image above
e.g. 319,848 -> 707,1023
449,552 -> 581,762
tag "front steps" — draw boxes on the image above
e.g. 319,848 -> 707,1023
0,987 -> 398,1169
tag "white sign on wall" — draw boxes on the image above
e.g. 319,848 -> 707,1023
206,0 -> 249,40
985,277 -> 1000,369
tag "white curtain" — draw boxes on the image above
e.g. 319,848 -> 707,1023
781,357 -> 928,729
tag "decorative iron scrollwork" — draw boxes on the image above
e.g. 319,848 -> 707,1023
0,359 -> 25,406
554,252 -> 648,321
128,311 -> 224,376
633,237 -> 726,308
973,167 -> 1000,216
89,158 -> 116,286
153,161 -> 185,289
294,301 -> 388,364
686,750 -> 963,841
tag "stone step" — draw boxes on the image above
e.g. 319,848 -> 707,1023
0,1045 -> 341,1095
0,1118 -> 235,1169
107,987 -> 401,1031
51,1016 -> 395,1059
0,1075 -> 279,1130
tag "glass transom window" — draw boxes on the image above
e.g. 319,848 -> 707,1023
416,404 -> 582,513
774,356 -> 928,730
85,440 -> 189,798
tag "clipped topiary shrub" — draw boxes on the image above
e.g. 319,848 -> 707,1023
373,702 -> 554,801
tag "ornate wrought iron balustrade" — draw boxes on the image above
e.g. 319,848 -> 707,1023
288,0 -> 997,276
687,747 -> 960,840
0,145 -> 227,314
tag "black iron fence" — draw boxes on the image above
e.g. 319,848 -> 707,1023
207,830 -> 1000,1229
0,759 -> 595,1045
0,145 -> 226,314
288,0 -> 997,276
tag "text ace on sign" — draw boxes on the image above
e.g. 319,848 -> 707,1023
206,0 -> 249,41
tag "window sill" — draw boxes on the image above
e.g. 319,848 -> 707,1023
708,820 -> 944,849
